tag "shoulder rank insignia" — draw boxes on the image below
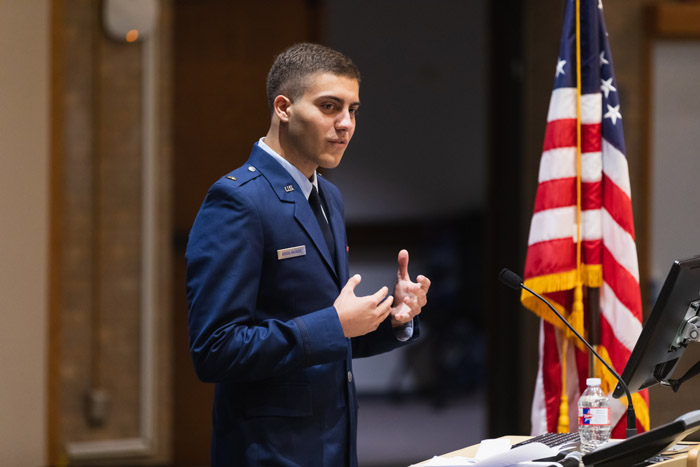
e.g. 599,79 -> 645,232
225,176 -> 238,181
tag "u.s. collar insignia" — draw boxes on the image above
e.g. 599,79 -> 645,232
284,185 -> 294,193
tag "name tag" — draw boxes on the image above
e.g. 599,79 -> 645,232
277,245 -> 306,260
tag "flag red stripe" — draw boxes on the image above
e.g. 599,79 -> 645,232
603,247 -> 643,320
581,122 -> 602,153
581,181 -> 602,210
524,239 -> 576,278
599,317 -> 632,382
533,181 -> 602,212
543,321 -> 563,432
542,119 -> 601,153
525,239 -> 605,279
602,173 -> 636,239
582,238 -> 602,266
533,178 -> 576,212
543,119 -> 576,151
600,316 -> 634,439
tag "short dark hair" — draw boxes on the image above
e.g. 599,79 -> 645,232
266,43 -> 361,110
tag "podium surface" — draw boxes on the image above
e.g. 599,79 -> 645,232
411,436 -> 700,466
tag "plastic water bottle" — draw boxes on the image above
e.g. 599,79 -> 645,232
578,377 -> 611,453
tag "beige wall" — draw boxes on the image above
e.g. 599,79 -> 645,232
0,0 -> 49,465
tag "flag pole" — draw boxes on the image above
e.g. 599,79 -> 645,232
573,0 -> 584,336
557,0 -> 585,433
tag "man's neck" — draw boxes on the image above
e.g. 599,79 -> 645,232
264,127 -> 316,178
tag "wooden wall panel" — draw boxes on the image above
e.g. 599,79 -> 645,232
50,0 -> 172,463
171,1 -> 321,463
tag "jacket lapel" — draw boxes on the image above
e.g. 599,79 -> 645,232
248,147 -> 339,282
293,197 -> 338,279
321,182 -> 348,285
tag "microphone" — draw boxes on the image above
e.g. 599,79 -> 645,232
499,268 -> 525,291
498,268 -> 638,439
558,450 -> 583,467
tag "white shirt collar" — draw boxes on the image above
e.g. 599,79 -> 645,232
258,137 -> 317,200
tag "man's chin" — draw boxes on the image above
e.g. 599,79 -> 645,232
319,156 -> 344,170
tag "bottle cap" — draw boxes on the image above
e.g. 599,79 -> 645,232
586,377 -> 601,386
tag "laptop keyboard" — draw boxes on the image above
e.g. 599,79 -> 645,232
513,432 -> 581,449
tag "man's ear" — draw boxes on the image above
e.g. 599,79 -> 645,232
273,95 -> 292,122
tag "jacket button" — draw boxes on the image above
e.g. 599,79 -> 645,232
347,371 -> 353,383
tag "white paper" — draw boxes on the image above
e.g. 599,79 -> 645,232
475,439 -> 513,460
422,442 -> 558,467
422,456 -> 476,466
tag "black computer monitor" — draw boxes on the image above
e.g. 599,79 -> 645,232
581,410 -> 700,467
613,254 -> 700,398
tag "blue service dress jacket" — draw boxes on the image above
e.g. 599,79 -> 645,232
186,143 -> 419,466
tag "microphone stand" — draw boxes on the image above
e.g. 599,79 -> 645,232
500,269 -> 638,439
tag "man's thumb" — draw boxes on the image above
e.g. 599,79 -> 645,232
343,274 -> 362,294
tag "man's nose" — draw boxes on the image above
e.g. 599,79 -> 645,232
335,110 -> 353,131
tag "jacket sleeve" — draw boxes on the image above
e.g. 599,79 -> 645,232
320,179 -> 422,359
185,181 -> 348,383
350,316 -> 421,359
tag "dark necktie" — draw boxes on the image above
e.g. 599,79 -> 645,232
308,186 -> 335,260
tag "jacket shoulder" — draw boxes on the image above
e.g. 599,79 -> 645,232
220,164 -> 262,187
205,165 -> 265,199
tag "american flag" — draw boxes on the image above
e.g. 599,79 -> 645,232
522,0 -> 649,437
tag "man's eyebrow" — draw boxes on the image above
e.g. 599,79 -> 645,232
317,95 -> 361,106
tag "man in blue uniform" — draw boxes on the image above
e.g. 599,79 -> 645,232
186,43 -> 431,466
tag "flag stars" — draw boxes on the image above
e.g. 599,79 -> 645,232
601,77 -> 617,98
604,103 -> 622,125
600,51 -> 609,67
556,58 -> 567,77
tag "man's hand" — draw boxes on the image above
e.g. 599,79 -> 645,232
334,274 -> 394,338
391,249 -> 430,327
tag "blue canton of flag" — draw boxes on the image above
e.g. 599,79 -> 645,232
554,0 -> 625,151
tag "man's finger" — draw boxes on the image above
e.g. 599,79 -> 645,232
397,249 -> 410,279
378,295 -> 394,317
369,285 -> 389,303
343,274 -> 362,295
417,275 -> 431,290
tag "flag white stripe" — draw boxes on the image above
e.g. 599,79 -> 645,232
581,93 -> 602,124
547,88 -> 602,124
528,207 -> 575,245
548,88 -> 577,121
539,148 -> 576,182
602,208 -> 640,281
581,209 -> 602,241
602,138 -> 632,198
600,281 -> 642,352
528,207 -> 604,245
538,149 -> 602,183
581,152 -> 602,182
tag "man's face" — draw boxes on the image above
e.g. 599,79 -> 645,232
282,72 -> 360,176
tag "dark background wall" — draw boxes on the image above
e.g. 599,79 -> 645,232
33,0 -> 700,465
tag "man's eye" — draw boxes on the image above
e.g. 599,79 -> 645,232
321,103 -> 336,111
350,107 -> 359,116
